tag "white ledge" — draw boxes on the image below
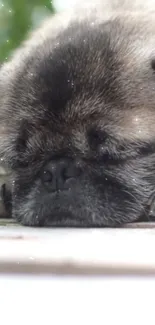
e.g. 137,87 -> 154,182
0,221 -> 155,325
0,222 -> 155,275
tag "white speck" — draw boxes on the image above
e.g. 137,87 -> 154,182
91,22 -> 95,26
36,215 -> 39,219
56,42 -> 60,46
83,39 -> 86,43
6,40 -> 9,43
71,81 -> 74,88
1,4 -> 4,7
138,130 -> 142,133
105,178 -> 108,181
29,256 -> 34,260
0,158 -> 3,162
8,9 -> 12,13
30,73 -> 34,77
5,57 -> 8,61
132,178 -> 136,182
67,79 -> 70,83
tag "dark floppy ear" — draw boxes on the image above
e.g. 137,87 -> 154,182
151,58 -> 155,71
1,183 -> 12,218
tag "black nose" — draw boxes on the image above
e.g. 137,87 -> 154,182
41,159 -> 80,192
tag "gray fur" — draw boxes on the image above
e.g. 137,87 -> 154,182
1,0 -> 155,225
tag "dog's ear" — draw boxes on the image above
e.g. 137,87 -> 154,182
150,56 -> 155,70
0,173 -> 12,218
1,183 -> 12,218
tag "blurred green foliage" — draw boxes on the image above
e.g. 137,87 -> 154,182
0,0 -> 55,62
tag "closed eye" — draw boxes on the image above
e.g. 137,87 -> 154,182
88,129 -> 108,148
136,141 -> 155,156
98,140 -> 155,162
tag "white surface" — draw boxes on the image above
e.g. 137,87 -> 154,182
0,226 -> 155,324
0,227 -> 155,274
0,276 -> 155,325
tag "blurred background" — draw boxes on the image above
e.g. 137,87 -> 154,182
0,0 -> 78,62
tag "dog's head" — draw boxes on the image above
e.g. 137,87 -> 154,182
1,13 -> 155,226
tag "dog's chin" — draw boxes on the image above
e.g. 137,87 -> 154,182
11,166 -> 152,227
43,214 -> 100,228
13,209 -> 109,228
12,206 -> 102,228
12,194 -> 143,228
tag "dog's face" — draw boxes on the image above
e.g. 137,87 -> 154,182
1,15 -> 155,226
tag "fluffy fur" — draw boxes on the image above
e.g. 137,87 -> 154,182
1,0 -> 155,226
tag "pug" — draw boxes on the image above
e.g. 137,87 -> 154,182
1,0 -> 155,226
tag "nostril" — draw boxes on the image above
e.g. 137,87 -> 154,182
41,170 -> 53,183
62,167 -> 72,180
41,159 -> 82,192
62,168 -> 67,180
62,164 -> 82,180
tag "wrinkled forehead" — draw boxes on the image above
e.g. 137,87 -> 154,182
67,95 -> 155,144
96,108 -> 155,142
67,21 -> 155,143
12,16 -> 155,144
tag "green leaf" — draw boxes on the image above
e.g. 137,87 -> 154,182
0,0 -> 55,62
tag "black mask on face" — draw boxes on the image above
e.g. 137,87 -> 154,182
1,182 -> 155,224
